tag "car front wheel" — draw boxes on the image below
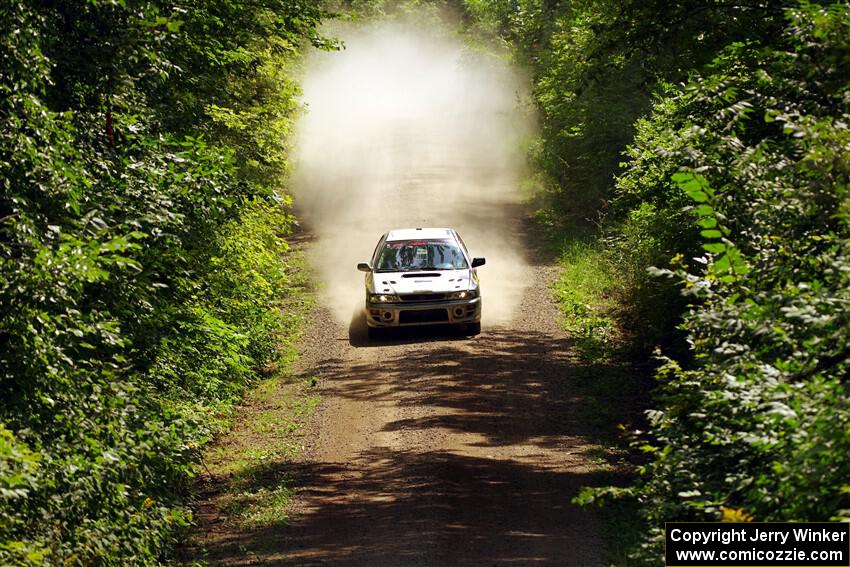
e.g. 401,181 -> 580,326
465,322 -> 481,336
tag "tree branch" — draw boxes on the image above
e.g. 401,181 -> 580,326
791,345 -> 850,382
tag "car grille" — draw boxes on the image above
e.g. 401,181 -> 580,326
399,293 -> 446,302
399,309 -> 448,324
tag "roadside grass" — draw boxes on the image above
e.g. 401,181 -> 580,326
552,238 -> 621,361
598,499 -> 644,566
179,246 -> 320,561
533,208 -> 646,566
204,378 -> 320,531
534,208 -> 626,362
571,360 -> 646,567
273,249 -> 317,371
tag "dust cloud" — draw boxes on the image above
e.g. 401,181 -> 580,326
292,19 -> 534,327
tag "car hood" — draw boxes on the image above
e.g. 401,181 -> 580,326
367,269 -> 475,295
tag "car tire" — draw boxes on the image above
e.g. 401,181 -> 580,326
465,322 -> 481,336
367,326 -> 382,340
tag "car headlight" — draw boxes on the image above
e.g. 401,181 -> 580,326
448,289 -> 479,300
369,293 -> 399,303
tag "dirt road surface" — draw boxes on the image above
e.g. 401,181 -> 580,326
196,235 -> 608,566
183,20 -> 616,566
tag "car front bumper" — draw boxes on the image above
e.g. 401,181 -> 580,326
365,297 -> 481,328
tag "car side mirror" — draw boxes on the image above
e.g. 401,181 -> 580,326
471,257 -> 486,268
357,262 -> 372,272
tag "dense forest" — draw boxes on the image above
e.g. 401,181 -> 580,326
1,0 -> 331,563
2,0 -> 849,565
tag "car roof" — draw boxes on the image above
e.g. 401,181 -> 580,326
385,227 -> 455,241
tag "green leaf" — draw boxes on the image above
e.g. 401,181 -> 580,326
673,172 -> 714,203
714,253 -> 732,273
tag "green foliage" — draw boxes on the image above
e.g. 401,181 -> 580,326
326,0 -> 459,22
459,1 -> 819,357
0,0 -> 327,563
460,0 -> 794,217
551,237 -> 623,361
591,4 -> 850,563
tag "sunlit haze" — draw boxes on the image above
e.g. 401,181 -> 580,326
293,18 -> 535,325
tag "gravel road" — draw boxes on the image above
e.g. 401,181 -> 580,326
191,21 -> 610,565
221,250 -> 608,567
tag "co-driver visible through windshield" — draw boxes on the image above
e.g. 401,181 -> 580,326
376,239 -> 468,272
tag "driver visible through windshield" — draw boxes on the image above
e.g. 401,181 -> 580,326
376,239 -> 468,272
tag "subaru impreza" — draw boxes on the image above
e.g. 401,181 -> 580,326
357,228 -> 485,338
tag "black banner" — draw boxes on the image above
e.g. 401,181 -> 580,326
665,522 -> 850,567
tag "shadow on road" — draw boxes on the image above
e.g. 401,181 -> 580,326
338,327 -> 634,448
186,208 -> 646,566
191,322 -> 640,566
347,308 -> 476,348
205,449 -> 607,566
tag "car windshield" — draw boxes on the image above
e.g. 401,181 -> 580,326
375,239 -> 468,272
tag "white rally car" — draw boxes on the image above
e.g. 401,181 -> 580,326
358,228 -> 485,338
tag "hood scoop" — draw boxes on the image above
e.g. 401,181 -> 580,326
401,272 -> 440,278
